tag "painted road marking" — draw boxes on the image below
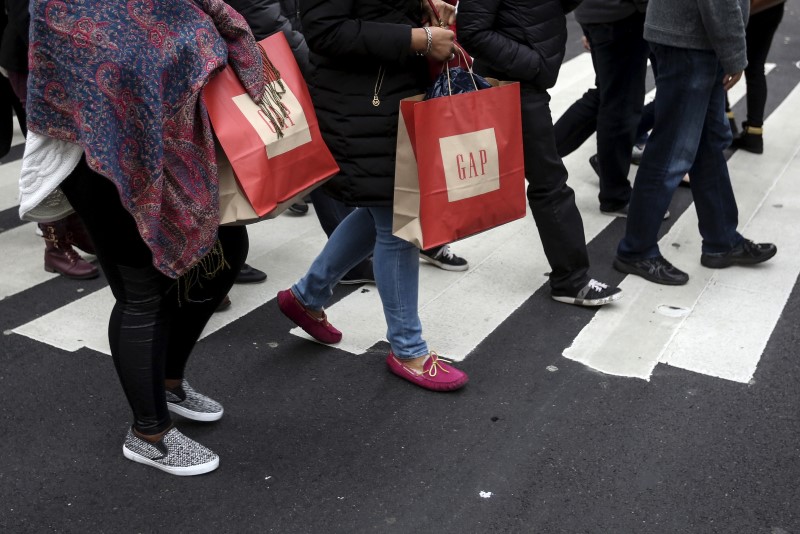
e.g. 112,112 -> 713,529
564,83 -> 800,383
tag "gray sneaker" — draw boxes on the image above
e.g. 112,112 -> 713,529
166,380 -> 224,422
122,427 -> 219,476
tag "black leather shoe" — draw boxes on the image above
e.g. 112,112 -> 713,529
700,239 -> 776,269
235,263 -> 267,284
613,255 -> 689,286
731,123 -> 764,154
589,154 -> 600,178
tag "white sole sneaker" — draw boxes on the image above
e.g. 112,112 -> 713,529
167,402 -> 223,422
551,291 -> 623,307
551,279 -> 624,307
165,380 -> 224,422
123,445 -> 219,476
420,257 -> 469,271
122,428 -> 219,476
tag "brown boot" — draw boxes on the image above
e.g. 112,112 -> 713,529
40,221 -> 100,280
64,213 -> 96,254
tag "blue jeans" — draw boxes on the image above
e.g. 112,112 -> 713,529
292,206 -> 428,359
617,44 -> 743,260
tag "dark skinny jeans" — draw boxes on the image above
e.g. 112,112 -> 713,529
742,3 -> 785,127
61,160 -> 248,435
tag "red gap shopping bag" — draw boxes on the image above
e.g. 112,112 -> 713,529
393,81 -> 526,249
203,32 -> 338,221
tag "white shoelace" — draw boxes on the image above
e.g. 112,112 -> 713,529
587,279 -> 609,292
437,245 -> 455,260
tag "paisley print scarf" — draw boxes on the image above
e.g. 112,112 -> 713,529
26,0 -> 265,278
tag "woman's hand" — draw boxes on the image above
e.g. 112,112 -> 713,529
411,27 -> 455,61
422,0 -> 457,28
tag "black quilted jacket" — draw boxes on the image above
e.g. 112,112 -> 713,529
458,0 -> 582,90
300,0 -> 429,207
225,0 -> 310,75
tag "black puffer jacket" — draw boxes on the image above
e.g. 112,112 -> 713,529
575,0 -> 647,24
300,0 -> 428,207
225,0 -> 310,75
458,0 -> 582,91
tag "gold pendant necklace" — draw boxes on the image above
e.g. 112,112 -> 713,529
373,66 -> 385,107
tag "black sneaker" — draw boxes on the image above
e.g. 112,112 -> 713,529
339,259 -> 375,285
700,239 -> 776,269
613,254 -> 689,285
600,203 -> 670,220
551,279 -> 623,307
420,245 -> 469,272
235,263 -> 267,284
287,200 -> 309,215
123,427 -> 219,476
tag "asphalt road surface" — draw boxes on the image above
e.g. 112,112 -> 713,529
1,9 -> 799,534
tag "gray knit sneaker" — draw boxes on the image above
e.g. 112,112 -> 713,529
122,427 -> 219,476
166,380 -> 224,422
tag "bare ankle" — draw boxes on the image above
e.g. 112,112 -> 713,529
400,353 -> 429,373
164,378 -> 182,390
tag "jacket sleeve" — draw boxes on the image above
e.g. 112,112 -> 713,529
299,0 -> 412,63
226,0 -> 311,75
697,0 -> 748,74
6,0 -> 31,44
457,0 -> 542,83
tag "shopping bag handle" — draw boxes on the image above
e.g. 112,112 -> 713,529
444,46 -> 480,96
424,0 -> 479,96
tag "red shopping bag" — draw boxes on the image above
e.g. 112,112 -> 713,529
203,32 -> 338,221
392,81 -> 526,249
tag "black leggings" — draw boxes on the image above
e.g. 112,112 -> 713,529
743,3 -> 785,127
61,160 -> 248,434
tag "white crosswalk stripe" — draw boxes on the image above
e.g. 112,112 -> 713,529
564,79 -> 800,383
2,53 -> 797,387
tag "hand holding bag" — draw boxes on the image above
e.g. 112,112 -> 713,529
203,32 -> 339,224
424,0 -> 473,80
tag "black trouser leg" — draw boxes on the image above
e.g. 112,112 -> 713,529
521,87 -> 590,292
0,78 -> 14,158
553,87 -> 600,158
164,225 -> 247,379
61,160 -> 248,434
583,13 -> 649,211
743,3 -> 785,127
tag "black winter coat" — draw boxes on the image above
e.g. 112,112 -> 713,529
458,0 -> 581,91
225,0 -> 310,75
300,0 -> 429,207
